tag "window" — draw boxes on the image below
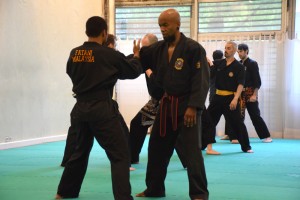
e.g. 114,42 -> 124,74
198,0 -> 282,33
115,6 -> 191,40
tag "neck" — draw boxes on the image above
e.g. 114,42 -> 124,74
226,56 -> 235,63
169,32 -> 181,47
88,36 -> 104,45
242,56 -> 248,62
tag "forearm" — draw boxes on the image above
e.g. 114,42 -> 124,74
234,84 -> 244,100
253,88 -> 259,96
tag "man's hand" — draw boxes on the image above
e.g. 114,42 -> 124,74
133,39 -> 141,58
145,69 -> 152,78
229,98 -> 238,110
206,56 -> 213,67
248,94 -> 257,102
184,107 -> 197,127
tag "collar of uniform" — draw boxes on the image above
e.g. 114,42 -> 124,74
83,41 -> 102,46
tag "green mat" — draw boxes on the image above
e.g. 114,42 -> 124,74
0,137 -> 299,200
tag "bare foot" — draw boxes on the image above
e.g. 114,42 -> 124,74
262,137 -> 272,143
206,149 -> 221,155
129,167 -> 136,171
220,135 -> 229,140
55,194 -> 63,199
136,191 -> 165,197
246,149 -> 254,153
231,139 -> 239,144
136,192 -> 146,197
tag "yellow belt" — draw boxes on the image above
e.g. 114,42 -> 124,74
216,89 -> 234,96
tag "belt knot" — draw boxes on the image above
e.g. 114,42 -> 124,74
159,93 -> 179,137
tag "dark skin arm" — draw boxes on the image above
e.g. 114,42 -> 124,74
184,107 -> 197,127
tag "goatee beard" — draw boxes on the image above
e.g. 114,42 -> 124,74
163,35 -> 176,43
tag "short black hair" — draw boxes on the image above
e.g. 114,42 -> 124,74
104,34 -> 117,47
212,50 -> 223,60
238,43 -> 249,51
85,16 -> 107,37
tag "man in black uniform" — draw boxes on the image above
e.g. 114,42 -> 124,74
129,33 -> 187,168
207,50 -> 224,103
55,16 -> 142,200
60,33 -> 136,171
129,33 -> 161,164
136,9 -> 209,200
207,41 -> 253,153
237,43 -> 272,143
203,50 -> 224,155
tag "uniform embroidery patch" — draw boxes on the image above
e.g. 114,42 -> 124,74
195,61 -> 201,69
72,49 -> 94,63
228,72 -> 234,77
175,58 -> 184,70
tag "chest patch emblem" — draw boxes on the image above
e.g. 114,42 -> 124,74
195,61 -> 201,69
175,58 -> 184,70
228,72 -> 234,77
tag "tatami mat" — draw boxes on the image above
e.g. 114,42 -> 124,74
0,137 -> 299,200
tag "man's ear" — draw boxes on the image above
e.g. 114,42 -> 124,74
177,22 -> 181,30
102,30 -> 108,41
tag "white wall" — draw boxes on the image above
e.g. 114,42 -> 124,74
115,40 -> 150,126
0,0 -> 104,148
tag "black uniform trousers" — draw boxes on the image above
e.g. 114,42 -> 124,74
143,109 -> 209,200
61,101 -> 132,168
129,112 -> 150,163
224,121 -> 234,139
241,101 -> 271,139
224,91 -> 271,140
61,125 -> 77,166
57,116 -> 133,200
207,94 -> 252,152
201,107 -> 217,149
129,112 -> 187,168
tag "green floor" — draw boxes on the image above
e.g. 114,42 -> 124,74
0,137 -> 300,200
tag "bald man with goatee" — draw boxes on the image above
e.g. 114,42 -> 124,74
137,9 -> 209,200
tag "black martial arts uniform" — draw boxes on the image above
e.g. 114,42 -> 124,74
240,58 -> 271,139
129,68 -> 164,164
140,33 -> 209,200
61,99 -> 134,169
202,59 -> 222,148
225,58 -> 271,140
56,42 -> 142,200
207,58 -> 252,152
129,63 -> 188,168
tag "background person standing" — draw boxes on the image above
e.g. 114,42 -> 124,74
207,41 -> 253,154
237,43 -> 272,143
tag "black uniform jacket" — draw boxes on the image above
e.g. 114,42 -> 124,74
140,33 -> 209,115
67,41 -> 142,121
211,58 -> 246,92
242,57 -> 261,89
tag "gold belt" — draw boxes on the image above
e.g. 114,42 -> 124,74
216,89 -> 234,96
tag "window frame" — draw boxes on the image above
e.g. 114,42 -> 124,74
113,0 -> 287,41
115,5 -> 193,40
196,0 -> 287,39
